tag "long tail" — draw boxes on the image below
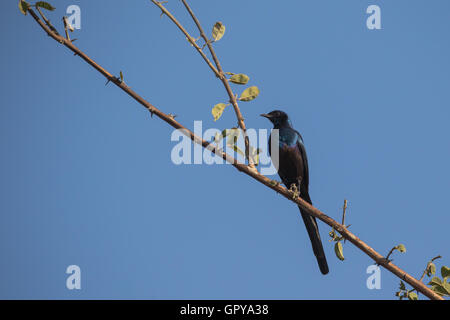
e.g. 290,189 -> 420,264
298,193 -> 329,275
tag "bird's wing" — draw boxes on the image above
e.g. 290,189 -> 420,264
295,131 -> 309,190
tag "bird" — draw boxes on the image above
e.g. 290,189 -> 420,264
261,110 -> 329,275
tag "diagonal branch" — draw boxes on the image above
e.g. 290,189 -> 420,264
25,7 -> 443,300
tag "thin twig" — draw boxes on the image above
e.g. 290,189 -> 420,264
419,255 -> 442,282
385,247 -> 396,263
25,6 -> 444,300
150,0 -> 220,77
341,199 -> 349,243
36,6 -> 59,35
179,0 -> 255,168
62,17 -> 71,41
341,199 -> 348,225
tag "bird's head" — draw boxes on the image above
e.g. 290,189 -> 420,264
260,110 -> 290,127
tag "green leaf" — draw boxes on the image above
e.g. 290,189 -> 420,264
427,262 -> 436,276
239,86 -> 260,102
399,280 -> 406,291
334,242 -> 344,261
430,284 -> 448,296
428,276 -> 442,287
212,22 -> 225,41
443,282 -> 450,295
328,229 -> 336,240
211,103 -> 228,121
441,266 -> 450,279
395,244 -> 406,253
119,71 -> 124,83
407,292 -> 418,300
18,0 -> 29,15
35,1 -> 55,11
229,74 -> 250,85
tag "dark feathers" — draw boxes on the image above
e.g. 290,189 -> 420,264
261,110 -> 329,275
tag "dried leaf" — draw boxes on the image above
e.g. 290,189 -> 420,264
211,103 -> 227,121
407,292 -> 418,300
18,0 -> 29,15
212,22 -> 225,41
441,266 -> 450,279
427,262 -> 436,276
239,86 -> 260,102
334,242 -> 345,261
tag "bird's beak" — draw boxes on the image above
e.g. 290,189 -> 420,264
260,113 -> 271,119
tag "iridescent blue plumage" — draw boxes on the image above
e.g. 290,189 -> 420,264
261,110 -> 329,275
279,127 -> 301,147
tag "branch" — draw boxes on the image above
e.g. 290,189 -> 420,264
62,16 -> 71,41
419,255 -> 442,282
156,0 -> 255,168
36,5 -> 59,35
150,0 -> 220,77
24,6 -> 444,300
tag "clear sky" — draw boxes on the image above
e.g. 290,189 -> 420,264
1,0 -> 449,299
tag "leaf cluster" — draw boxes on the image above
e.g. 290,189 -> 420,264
396,259 -> 449,300
19,1 -> 55,15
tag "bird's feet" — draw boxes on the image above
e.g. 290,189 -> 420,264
289,183 -> 300,199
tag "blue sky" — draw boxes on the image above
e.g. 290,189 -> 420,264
1,0 -> 449,299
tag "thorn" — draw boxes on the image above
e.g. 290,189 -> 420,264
105,79 -> 111,86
